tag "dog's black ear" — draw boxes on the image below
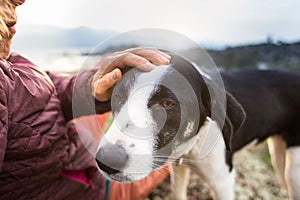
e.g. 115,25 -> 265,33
221,92 -> 246,151
200,80 -> 246,151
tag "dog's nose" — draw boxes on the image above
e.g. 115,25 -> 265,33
96,140 -> 129,175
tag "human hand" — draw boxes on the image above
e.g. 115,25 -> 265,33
91,47 -> 171,102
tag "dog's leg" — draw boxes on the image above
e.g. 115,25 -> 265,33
285,146 -> 300,200
194,141 -> 235,200
171,163 -> 191,200
187,120 -> 235,200
267,135 -> 287,186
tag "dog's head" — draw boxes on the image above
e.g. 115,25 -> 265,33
96,53 -> 246,182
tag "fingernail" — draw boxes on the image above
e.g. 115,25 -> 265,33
159,56 -> 169,64
160,56 -> 170,64
164,53 -> 172,59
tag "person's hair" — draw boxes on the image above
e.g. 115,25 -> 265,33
0,0 -> 16,41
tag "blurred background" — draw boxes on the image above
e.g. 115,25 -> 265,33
12,0 -> 300,73
12,0 -> 299,199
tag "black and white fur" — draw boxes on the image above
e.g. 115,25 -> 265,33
96,54 -> 300,200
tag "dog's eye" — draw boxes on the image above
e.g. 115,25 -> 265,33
161,100 -> 175,109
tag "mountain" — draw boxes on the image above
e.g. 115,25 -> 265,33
13,25 -> 118,50
206,41 -> 300,71
13,26 -> 213,53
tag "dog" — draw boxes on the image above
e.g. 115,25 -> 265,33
96,53 -> 300,200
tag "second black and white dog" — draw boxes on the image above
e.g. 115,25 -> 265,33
96,53 -> 300,200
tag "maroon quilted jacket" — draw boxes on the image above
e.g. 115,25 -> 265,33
0,53 -> 110,199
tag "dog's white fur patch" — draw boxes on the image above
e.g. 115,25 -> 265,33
173,118 -> 235,200
101,119 -> 154,180
171,117 -> 217,159
183,121 -> 195,138
127,66 -> 169,129
128,84 -> 155,128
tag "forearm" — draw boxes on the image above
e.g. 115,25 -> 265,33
47,70 -> 111,122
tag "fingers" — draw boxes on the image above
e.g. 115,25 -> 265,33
114,52 -> 157,72
93,68 -> 122,102
121,47 -> 171,65
92,47 -> 171,102
100,47 -> 171,74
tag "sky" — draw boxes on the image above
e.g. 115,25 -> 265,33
15,0 -> 300,46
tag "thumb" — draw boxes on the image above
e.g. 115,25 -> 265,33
93,68 -> 122,102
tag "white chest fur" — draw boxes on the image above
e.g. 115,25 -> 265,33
172,118 -> 235,200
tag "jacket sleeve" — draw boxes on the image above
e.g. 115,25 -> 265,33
0,76 -> 8,173
47,70 -> 111,122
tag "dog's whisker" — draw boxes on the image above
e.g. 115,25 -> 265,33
153,156 -> 200,163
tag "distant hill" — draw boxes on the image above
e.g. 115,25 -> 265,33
13,25 -> 118,50
13,25 -> 300,72
13,26 -> 215,53
206,41 -> 300,71
95,41 -> 300,72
